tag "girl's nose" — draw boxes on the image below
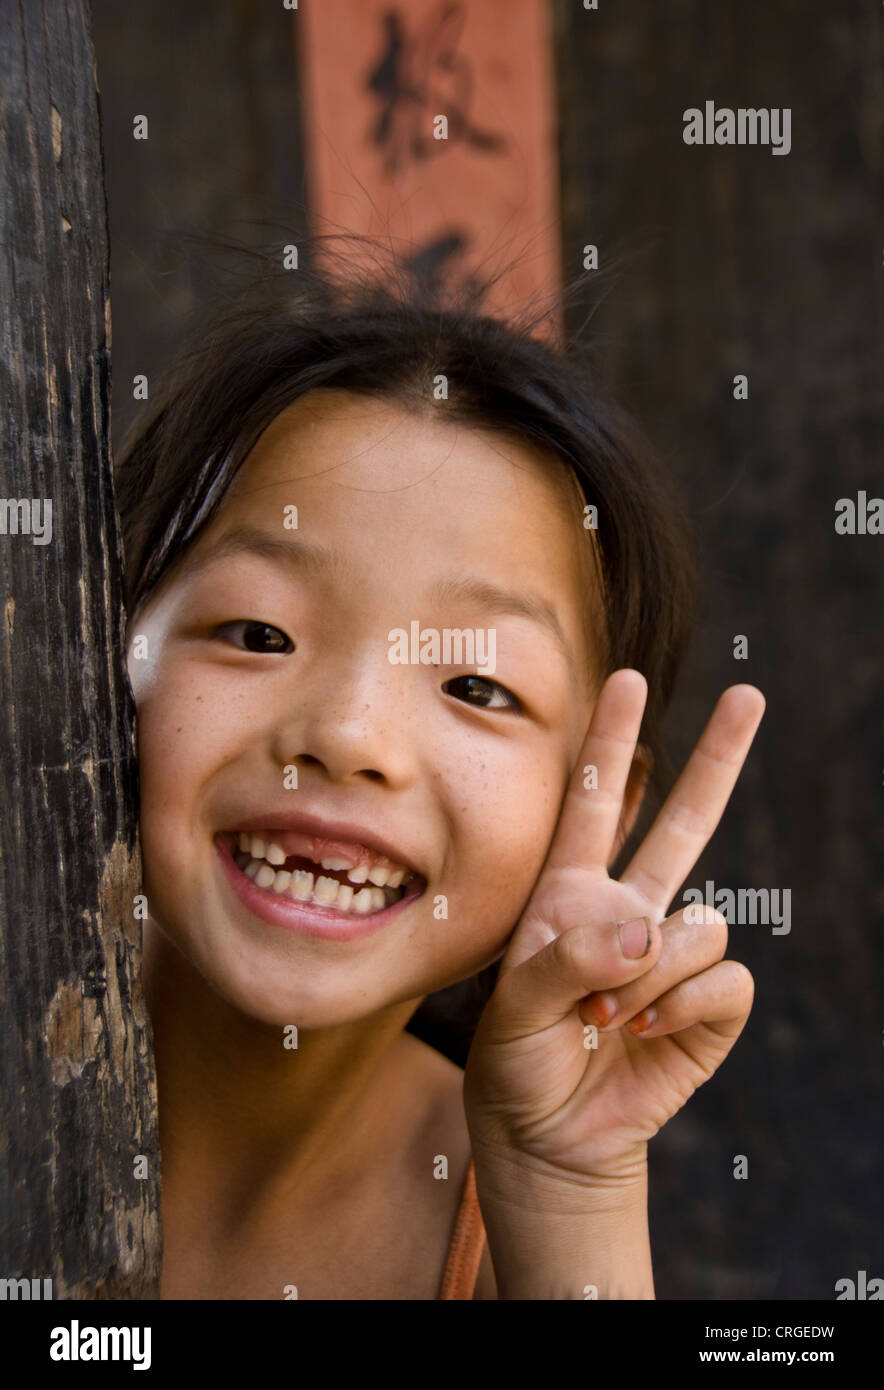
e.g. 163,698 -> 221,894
269,657 -> 417,788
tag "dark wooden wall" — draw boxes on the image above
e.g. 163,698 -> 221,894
553,1 -> 883,1298
93,0 -> 307,455
91,0 -> 883,1298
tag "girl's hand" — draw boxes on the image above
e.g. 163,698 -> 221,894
463,669 -> 766,1193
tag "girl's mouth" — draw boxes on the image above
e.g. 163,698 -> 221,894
215,829 -> 425,923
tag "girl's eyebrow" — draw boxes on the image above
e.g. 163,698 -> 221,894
431,576 -> 572,666
187,526 -> 577,670
184,527 -> 348,583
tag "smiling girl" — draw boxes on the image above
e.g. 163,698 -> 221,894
116,267 -> 765,1299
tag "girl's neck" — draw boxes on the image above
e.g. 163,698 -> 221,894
142,921 -> 422,1233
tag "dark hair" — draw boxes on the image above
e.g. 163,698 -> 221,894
115,245 -> 697,1065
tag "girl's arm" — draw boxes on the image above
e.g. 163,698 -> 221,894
463,669 -> 765,1299
475,1152 -> 654,1299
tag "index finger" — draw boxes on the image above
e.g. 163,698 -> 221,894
541,668 -> 648,875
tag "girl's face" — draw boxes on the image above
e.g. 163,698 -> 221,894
128,388 -> 602,1027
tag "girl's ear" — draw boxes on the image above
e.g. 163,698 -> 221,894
608,743 -> 653,868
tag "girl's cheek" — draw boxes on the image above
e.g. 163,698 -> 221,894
133,673 -> 223,832
456,759 -> 562,926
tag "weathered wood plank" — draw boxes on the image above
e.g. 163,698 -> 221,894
0,0 -> 160,1298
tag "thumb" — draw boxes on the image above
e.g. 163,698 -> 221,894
487,916 -> 658,1041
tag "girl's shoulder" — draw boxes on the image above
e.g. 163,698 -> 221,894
398,1033 -> 497,1300
396,1031 -> 471,1168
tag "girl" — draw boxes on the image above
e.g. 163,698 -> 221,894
116,264 -> 765,1299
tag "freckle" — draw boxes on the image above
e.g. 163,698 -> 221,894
176,727 -> 182,733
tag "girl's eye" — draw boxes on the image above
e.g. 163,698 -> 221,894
442,674 -> 521,712
216,620 -> 294,654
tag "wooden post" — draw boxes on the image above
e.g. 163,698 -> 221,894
0,2 -> 160,1298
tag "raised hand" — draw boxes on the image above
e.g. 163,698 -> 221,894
463,668 -> 766,1187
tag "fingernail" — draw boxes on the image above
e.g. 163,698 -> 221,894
618,916 -> 652,959
584,992 -> 619,1027
626,1006 -> 657,1035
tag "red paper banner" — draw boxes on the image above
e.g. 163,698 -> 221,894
297,0 -> 560,322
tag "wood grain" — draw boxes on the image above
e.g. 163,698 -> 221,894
0,0 -> 160,1298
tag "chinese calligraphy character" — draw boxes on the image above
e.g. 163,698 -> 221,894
366,4 -> 507,177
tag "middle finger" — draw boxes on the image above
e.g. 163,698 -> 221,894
619,684 -> 765,914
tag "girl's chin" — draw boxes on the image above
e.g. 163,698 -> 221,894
143,909 -> 428,1030
192,962 -> 424,1032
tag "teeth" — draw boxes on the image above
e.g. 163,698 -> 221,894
291,870 -> 314,901
232,831 -> 416,916
238,859 -> 399,917
313,875 -> 339,904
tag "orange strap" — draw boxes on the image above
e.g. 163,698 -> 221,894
438,1158 -> 487,1300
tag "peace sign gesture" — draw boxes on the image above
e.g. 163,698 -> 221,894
463,669 -> 766,1187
